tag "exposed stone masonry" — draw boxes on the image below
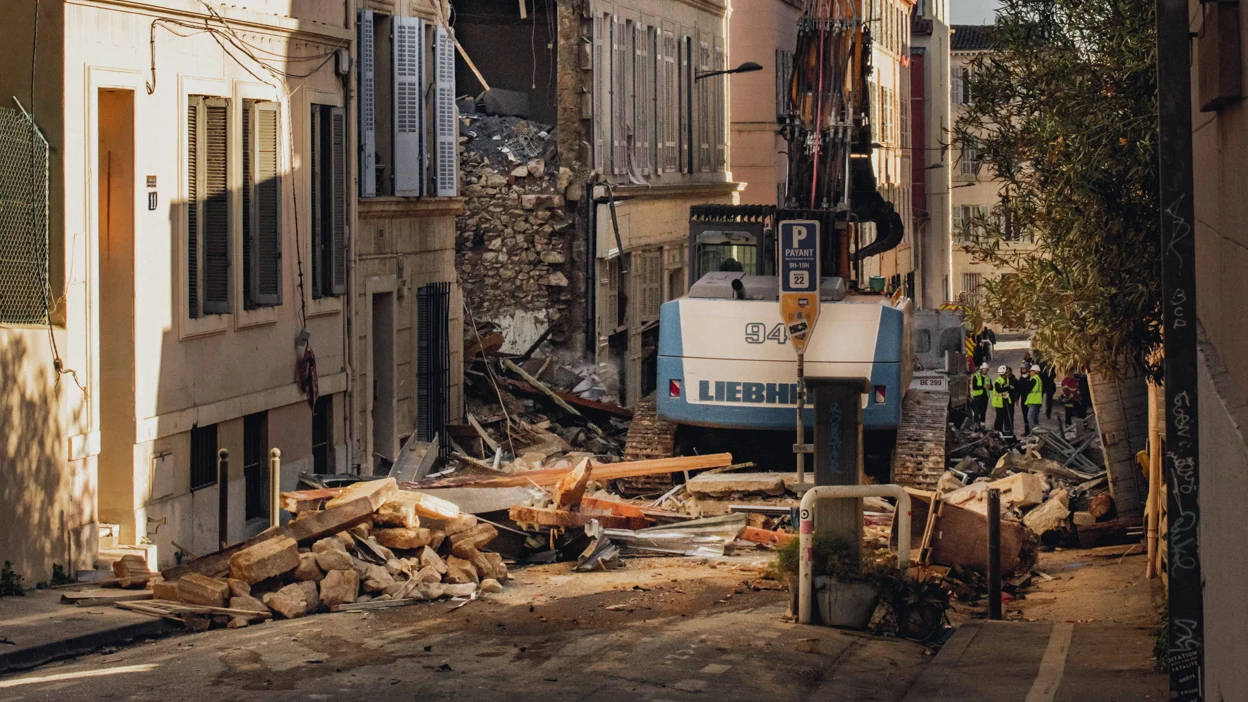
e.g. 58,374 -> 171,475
455,111 -> 576,344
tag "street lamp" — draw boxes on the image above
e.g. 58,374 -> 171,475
695,61 -> 764,81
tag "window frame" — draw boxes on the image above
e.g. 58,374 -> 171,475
180,79 -> 232,340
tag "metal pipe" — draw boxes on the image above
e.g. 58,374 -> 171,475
987,487 -> 1002,620
796,353 -> 806,485
798,483 -> 911,625
217,449 -> 229,550
269,448 -> 282,528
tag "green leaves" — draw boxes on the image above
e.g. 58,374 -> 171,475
954,0 -> 1160,378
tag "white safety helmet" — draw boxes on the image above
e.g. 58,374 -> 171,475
980,363 -> 989,370
998,365 -> 1008,374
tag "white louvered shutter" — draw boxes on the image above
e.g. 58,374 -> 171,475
641,251 -> 662,322
250,101 -> 281,306
358,10 -> 377,197
600,258 -> 619,334
434,25 -> 458,197
612,17 -> 625,175
652,29 -> 663,175
633,23 -> 648,175
593,15 -> 606,173
679,36 -> 690,173
393,15 -> 426,197
330,107 -> 348,295
698,40 -> 711,172
663,31 -> 677,172
202,97 -> 230,315
187,97 -> 200,318
713,38 -> 725,172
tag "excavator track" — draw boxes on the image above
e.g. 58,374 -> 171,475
892,389 -> 950,491
619,394 -> 678,495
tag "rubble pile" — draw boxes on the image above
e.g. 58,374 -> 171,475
456,106 -> 577,342
106,478 -> 510,630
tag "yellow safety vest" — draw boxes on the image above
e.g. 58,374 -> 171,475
1026,375 -> 1044,405
971,372 -> 987,397
991,377 -> 1009,408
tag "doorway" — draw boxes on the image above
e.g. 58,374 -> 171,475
96,89 -> 138,541
371,291 -> 396,471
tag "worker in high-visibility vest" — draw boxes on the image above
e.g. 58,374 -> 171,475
1023,363 -> 1045,435
970,363 -> 990,424
991,365 -> 1014,436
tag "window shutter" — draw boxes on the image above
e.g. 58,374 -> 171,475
679,36 -> 690,174
612,17 -> 625,175
600,258 -> 619,334
250,101 -> 281,306
358,10 -> 377,197
310,105 -> 323,297
393,15 -> 426,197
652,28 -> 663,175
713,38 -> 725,172
330,107 -> 348,296
593,15 -> 606,173
698,40 -> 711,172
434,25 -> 458,197
202,98 -> 230,315
241,101 -> 252,308
187,97 -> 200,318
640,251 -> 662,322
664,31 -> 677,172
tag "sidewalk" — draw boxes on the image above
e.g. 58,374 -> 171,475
906,545 -> 1166,701
0,588 -> 178,674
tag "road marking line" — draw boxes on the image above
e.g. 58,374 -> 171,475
700,663 -> 732,674
1025,622 -> 1075,702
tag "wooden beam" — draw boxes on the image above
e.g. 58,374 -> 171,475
508,505 -> 649,530
409,453 -> 734,490
467,413 -> 502,455
498,376 -> 634,419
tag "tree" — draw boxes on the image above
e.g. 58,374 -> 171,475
954,0 -> 1160,377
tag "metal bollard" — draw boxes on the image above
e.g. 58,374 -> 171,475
987,487 -> 1002,620
798,484 -> 912,625
269,448 -> 282,528
217,449 -> 229,550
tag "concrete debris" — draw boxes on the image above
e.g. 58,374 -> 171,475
1022,491 -> 1072,538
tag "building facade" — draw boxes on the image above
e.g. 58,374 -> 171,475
452,0 -> 738,408
948,24 -> 1036,312
857,0 -> 917,297
1188,3 -> 1248,695
910,0 -> 952,309
728,0 -> 802,208
0,0 -> 461,579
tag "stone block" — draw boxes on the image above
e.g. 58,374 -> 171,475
373,527 -> 433,550
320,569 -> 360,608
228,537 -> 300,585
177,573 -> 229,608
293,553 -> 324,582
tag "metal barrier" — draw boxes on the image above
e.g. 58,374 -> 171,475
797,484 -> 912,626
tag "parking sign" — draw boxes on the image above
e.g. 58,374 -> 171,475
778,220 -> 820,354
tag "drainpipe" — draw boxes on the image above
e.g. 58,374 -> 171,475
797,484 -> 912,625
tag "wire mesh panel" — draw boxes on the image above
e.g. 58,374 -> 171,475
0,104 -> 49,324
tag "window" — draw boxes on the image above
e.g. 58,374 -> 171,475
962,272 -> 983,305
680,34 -> 692,174
242,100 -> 282,309
312,395 -> 333,475
634,250 -> 663,323
960,137 -> 981,176
713,39 -> 726,172
663,30 -> 678,172
187,96 -> 230,317
776,49 -> 795,121
311,104 -> 348,298
599,257 -> 622,336
697,40 -> 712,172
243,412 -> 268,520
190,423 -> 218,491
0,104 -> 49,324
357,11 -> 457,198
952,66 -> 972,105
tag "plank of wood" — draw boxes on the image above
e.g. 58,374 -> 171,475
739,527 -> 797,548
497,376 -> 634,419
466,413 -> 502,455
500,360 -> 606,435
162,493 -> 378,581
62,590 -> 154,606
325,478 -> 397,511
580,496 -> 649,519
508,505 -> 649,530
410,453 -> 734,490
552,458 -> 592,509
329,598 -> 423,613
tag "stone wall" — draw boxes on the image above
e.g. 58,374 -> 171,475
456,113 -> 576,353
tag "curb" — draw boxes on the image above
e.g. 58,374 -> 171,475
0,619 -> 181,676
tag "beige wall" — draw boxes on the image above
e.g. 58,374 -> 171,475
729,0 -> 799,206
354,200 -> 464,475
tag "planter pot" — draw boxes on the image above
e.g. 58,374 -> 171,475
814,576 -> 880,629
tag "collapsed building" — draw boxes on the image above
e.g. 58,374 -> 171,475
451,0 -> 739,407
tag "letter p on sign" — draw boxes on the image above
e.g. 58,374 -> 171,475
792,225 -> 807,245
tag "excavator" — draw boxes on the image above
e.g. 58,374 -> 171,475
622,0 -> 962,493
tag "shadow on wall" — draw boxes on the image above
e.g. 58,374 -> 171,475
0,329 -> 94,584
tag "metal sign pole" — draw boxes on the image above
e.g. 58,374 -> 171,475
778,220 -> 821,489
